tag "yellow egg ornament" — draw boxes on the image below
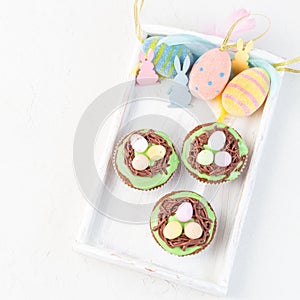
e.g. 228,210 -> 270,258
222,67 -> 271,117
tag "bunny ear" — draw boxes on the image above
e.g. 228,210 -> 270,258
174,56 -> 181,73
147,49 -> 154,61
182,56 -> 190,73
237,38 -> 244,51
245,40 -> 254,53
139,50 -> 145,62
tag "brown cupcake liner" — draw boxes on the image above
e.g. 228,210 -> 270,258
150,190 -> 217,257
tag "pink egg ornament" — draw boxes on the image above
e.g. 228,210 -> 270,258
189,48 -> 231,101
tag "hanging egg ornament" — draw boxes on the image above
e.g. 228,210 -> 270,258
222,67 -> 271,117
189,48 -> 231,101
142,36 -> 194,78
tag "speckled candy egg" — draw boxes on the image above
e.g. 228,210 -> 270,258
130,134 -> 148,152
142,36 -> 194,78
184,221 -> 203,239
189,48 -> 231,101
208,131 -> 226,151
222,67 -> 271,117
163,220 -> 183,240
132,154 -> 150,171
146,145 -> 166,161
176,202 -> 193,222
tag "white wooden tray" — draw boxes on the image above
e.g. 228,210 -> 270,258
73,25 -> 284,296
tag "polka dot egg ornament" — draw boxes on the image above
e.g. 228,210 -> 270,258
188,48 -> 232,101
142,36 -> 194,79
222,67 -> 271,117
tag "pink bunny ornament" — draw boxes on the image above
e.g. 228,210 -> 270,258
136,49 -> 159,85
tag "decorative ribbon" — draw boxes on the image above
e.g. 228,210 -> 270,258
272,57 -> 300,73
220,14 -> 271,51
134,0 -> 145,43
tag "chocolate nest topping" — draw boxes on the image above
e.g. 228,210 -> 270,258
153,197 -> 213,251
187,124 -> 247,180
124,130 -> 173,177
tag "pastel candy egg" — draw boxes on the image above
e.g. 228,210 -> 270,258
196,149 -> 214,165
184,222 -> 203,239
132,154 -> 150,171
146,145 -> 166,161
130,134 -> 148,152
208,131 -> 226,150
189,48 -> 231,101
163,220 -> 183,240
222,67 -> 271,117
142,36 -> 194,78
176,202 -> 193,222
214,151 -> 232,167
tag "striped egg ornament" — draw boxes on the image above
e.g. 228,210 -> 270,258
142,36 -> 194,78
222,67 -> 271,117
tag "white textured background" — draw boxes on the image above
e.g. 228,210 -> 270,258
1,0 -> 300,299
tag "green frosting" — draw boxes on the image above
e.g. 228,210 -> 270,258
167,215 -> 195,227
182,123 -> 248,182
150,191 -> 216,256
115,130 -> 179,190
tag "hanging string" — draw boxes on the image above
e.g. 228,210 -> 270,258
220,14 -> 271,51
134,0 -> 145,43
272,56 -> 300,73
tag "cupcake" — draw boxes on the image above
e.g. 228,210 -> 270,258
150,191 -> 216,256
182,122 -> 248,184
114,129 -> 179,190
